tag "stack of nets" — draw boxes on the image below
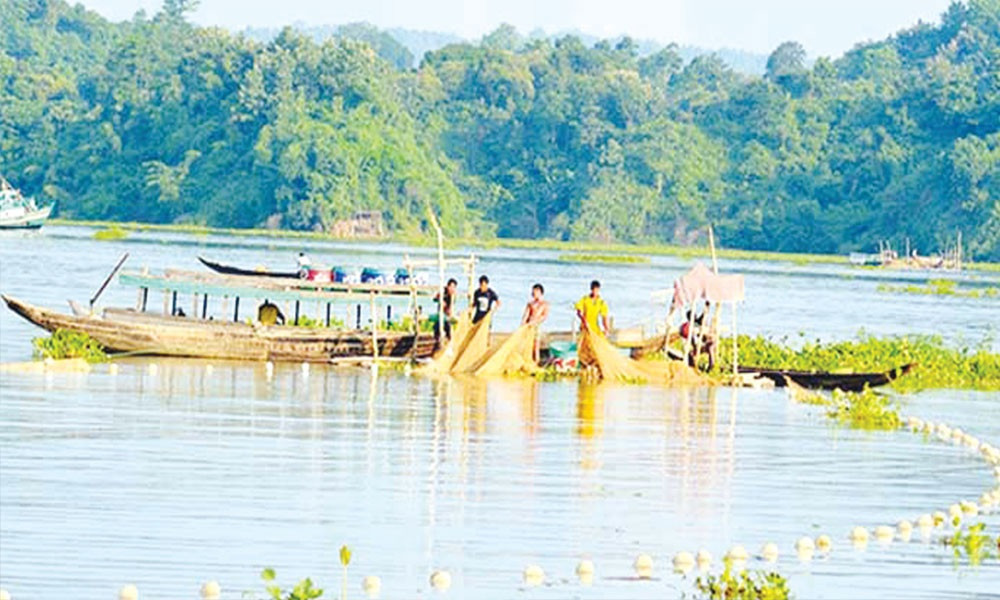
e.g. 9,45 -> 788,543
422,313 -> 541,378
578,329 -> 702,384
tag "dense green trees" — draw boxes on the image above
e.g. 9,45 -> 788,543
1,0 -> 998,258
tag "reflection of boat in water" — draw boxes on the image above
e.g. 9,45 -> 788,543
0,176 -> 53,229
738,364 -> 913,392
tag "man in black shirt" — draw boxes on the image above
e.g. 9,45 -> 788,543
472,275 -> 500,324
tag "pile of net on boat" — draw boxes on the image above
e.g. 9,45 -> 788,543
423,312 -> 701,384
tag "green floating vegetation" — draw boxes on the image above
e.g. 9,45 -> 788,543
694,564 -> 791,600
260,568 -> 322,600
558,253 -> 650,264
92,225 -> 129,241
32,329 -> 107,363
826,388 -> 902,431
877,278 -> 999,299
719,334 -> 1000,392
945,522 -> 997,567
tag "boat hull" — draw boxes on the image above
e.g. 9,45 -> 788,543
0,205 -> 52,229
198,256 -> 300,279
3,295 -> 436,362
738,364 -> 913,391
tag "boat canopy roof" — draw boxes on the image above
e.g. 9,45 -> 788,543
119,269 -> 439,303
670,262 -> 745,306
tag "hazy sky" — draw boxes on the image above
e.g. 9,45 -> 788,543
76,0 -> 953,57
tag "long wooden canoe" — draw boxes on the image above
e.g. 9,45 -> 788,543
3,295 -> 437,363
198,256 -> 300,279
738,364 -> 914,391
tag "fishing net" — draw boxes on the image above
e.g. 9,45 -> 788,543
420,310 -> 473,376
578,329 -> 702,384
449,313 -> 493,373
468,324 -> 539,377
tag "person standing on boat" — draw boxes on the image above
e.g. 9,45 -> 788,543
472,275 -> 500,324
433,278 -> 459,340
296,252 -> 312,277
257,299 -> 285,326
575,280 -> 610,337
521,283 -> 550,362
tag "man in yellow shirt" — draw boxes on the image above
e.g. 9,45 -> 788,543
575,280 -> 610,336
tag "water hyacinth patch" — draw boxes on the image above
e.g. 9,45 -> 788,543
716,334 -> 1000,392
827,389 -> 902,431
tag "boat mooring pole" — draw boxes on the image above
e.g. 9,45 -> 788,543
90,252 -> 129,311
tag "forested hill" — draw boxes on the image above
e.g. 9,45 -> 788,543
1,0 -> 998,259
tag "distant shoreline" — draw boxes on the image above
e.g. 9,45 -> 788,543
49,218 -> 1000,273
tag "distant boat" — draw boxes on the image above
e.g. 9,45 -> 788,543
198,256 -> 300,279
0,177 -> 53,229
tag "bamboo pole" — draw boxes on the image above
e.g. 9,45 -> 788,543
708,225 -> 719,275
426,206 -> 446,342
370,292 -> 378,360
732,301 -> 738,380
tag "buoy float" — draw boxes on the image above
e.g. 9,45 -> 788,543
933,511 -> 947,527
874,525 -> 894,544
147,363 -> 158,376
759,542 -> 779,563
916,513 -> 933,530
265,361 -> 274,378
633,554 -> 653,579
205,364 -> 214,375
726,545 -> 749,565
429,570 -> 451,591
896,520 -> 913,542
695,550 -> 712,571
119,584 -> 138,600
301,362 -> 310,377
108,363 -> 119,376
576,559 -> 595,583
523,565 -> 544,586
672,551 -> 695,574
815,534 -> 832,553
849,527 -> 869,548
960,500 -> 979,517
200,581 -> 220,600
361,575 -> 381,598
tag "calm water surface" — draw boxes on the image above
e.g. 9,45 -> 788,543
1,227 -> 998,599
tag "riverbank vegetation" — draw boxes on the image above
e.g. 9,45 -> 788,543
4,1 -> 1000,259
558,253 -> 650,264
718,334 -> 1000,391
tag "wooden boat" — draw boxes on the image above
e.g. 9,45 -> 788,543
738,364 -> 914,391
198,256 -> 300,279
3,295 -> 437,362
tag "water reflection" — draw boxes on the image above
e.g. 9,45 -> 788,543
1,362 -> 998,600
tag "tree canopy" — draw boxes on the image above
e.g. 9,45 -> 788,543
2,0 -> 998,258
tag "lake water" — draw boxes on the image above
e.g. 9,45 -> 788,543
0,226 -> 998,599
